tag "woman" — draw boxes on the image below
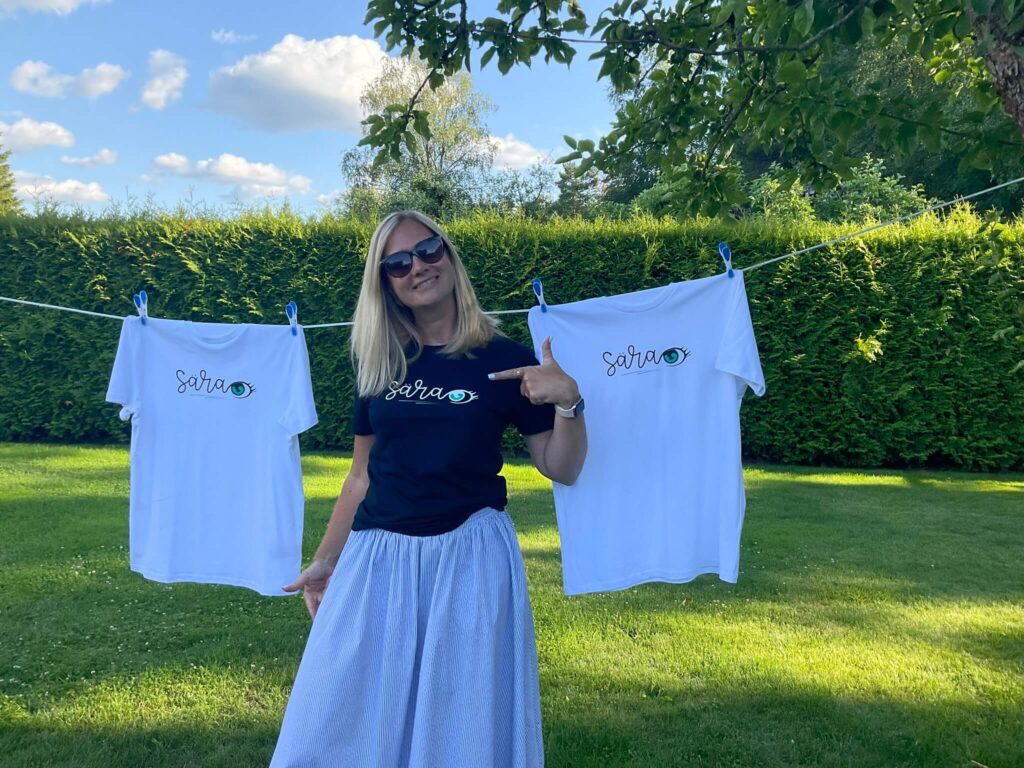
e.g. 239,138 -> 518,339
269,210 -> 587,767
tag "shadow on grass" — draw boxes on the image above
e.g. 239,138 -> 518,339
0,717 -> 280,768
538,673 -> 1018,768
0,670 -> 1017,768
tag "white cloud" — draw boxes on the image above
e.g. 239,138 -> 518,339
60,147 -> 117,166
0,0 -> 108,17
14,169 -> 109,204
141,50 -> 187,110
0,117 -> 74,152
212,29 -> 255,44
10,60 -> 128,99
153,152 -> 189,173
149,151 -> 313,200
206,34 -> 387,133
489,133 -> 552,170
316,188 -> 344,205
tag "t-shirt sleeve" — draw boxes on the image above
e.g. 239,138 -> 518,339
714,273 -> 766,399
105,317 -> 140,421
509,348 -> 556,436
279,330 -> 319,437
351,393 -> 374,435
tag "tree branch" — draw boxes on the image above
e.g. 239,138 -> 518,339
409,0 -> 446,21
876,108 -> 1023,148
495,0 -> 870,56
705,81 -> 757,171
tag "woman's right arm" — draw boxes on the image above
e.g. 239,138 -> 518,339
312,434 -> 375,566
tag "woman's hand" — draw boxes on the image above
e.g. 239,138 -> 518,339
282,557 -> 337,620
488,336 -> 580,408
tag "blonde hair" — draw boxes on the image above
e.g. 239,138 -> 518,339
349,210 -> 506,397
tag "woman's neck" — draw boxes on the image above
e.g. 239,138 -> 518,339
412,305 -> 457,346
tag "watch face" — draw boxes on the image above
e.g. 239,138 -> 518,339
576,397 -> 585,415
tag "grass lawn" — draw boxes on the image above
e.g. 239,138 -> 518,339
0,442 -> 1021,767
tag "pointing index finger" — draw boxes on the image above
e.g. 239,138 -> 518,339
488,367 -> 525,381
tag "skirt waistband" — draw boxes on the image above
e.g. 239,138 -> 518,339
351,505 -> 509,541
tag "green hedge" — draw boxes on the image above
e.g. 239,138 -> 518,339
1,209 -> 1021,471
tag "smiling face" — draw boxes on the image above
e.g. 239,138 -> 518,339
381,218 -> 455,309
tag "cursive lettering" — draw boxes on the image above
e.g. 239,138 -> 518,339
385,378 -> 478,404
602,344 -> 690,377
177,368 -> 232,395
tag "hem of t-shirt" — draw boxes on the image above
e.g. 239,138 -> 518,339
563,565 -> 738,596
130,563 -> 298,597
351,505 -> 506,537
105,396 -> 138,421
743,377 -> 766,398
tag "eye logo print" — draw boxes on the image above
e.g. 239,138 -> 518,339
447,389 -> 477,404
602,344 -> 692,377
229,381 -> 255,398
660,347 -> 688,366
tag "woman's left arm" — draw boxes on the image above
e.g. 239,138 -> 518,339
541,391 -> 587,485
489,336 -> 588,486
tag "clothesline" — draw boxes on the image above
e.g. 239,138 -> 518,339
2,172 -> 1023,328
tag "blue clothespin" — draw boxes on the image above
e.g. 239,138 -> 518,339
133,290 -> 148,325
532,277 -> 548,313
285,300 -> 298,336
718,242 -> 734,278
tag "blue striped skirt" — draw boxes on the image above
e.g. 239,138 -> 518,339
269,505 -> 545,767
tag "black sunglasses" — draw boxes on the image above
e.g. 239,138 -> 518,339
380,235 -> 446,279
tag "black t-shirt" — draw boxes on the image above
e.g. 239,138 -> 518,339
349,334 -> 556,536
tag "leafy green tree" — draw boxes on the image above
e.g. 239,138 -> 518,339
813,155 -> 932,222
745,163 -> 817,221
361,0 -> 1024,217
836,33 -> 1024,214
339,55 -> 497,220
600,158 -> 658,207
726,34 -> 1023,216
338,166 -> 475,222
0,141 -> 22,216
744,155 -> 930,221
338,54 -> 565,220
553,160 -> 602,217
476,159 -> 559,218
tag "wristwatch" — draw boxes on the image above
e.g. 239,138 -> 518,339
555,394 -> 585,419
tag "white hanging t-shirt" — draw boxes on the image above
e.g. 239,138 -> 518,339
527,270 -> 765,596
105,316 -> 319,596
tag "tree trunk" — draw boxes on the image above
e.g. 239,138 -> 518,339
969,8 -> 1024,139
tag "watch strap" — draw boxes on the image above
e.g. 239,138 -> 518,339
555,395 -> 583,417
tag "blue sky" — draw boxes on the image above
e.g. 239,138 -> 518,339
0,0 -> 618,216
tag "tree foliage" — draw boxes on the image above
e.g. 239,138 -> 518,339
0,142 -> 22,216
338,55 -> 497,219
361,0 -> 1024,217
338,53 -> 568,219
